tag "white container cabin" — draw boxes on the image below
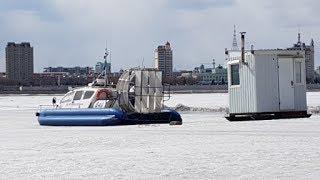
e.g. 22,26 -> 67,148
225,48 -> 310,120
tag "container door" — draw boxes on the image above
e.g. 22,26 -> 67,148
278,58 -> 294,110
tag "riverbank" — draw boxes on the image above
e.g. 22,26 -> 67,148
1,84 -> 320,94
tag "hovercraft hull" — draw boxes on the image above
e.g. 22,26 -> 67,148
36,108 -> 182,126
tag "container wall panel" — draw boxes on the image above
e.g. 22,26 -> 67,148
229,54 -> 257,113
294,58 -> 307,111
255,54 -> 280,112
294,85 -> 307,110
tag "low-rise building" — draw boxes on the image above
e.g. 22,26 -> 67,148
287,33 -> 315,83
32,72 -> 93,86
44,66 -> 93,76
95,61 -> 111,74
213,65 -> 228,84
0,72 -> 6,78
193,64 -> 227,85
314,66 -> 320,84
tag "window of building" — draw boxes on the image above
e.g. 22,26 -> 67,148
231,64 -> 240,85
83,91 -> 95,99
295,61 -> 302,83
73,91 -> 84,101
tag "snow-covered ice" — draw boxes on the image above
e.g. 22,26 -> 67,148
0,92 -> 320,179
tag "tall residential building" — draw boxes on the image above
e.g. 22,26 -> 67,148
155,42 -> 173,77
6,42 -> 34,84
287,33 -> 315,83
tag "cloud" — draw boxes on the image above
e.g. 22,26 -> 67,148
0,0 -> 60,22
0,0 -> 319,73
170,0 -> 235,10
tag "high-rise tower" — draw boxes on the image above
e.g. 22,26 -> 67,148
155,42 -> 173,77
6,42 -> 34,84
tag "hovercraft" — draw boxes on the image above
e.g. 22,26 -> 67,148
36,68 -> 182,126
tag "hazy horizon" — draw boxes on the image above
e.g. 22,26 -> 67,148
0,0 -> 319,73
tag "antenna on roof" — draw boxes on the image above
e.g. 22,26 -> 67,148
232,25 -> 239,50
297,26 -> 301,46
141,57 -> 145,68
240,32 -> 246,63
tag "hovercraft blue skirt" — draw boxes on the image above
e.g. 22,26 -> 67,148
36,108 -> 182,126
37,108 -> 125,126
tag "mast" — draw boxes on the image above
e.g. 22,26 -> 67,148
104,41 -> 109,86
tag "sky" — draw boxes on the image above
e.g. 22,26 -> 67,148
0,0 -> 319,73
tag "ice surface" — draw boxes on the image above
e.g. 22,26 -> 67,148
0,93 -> 320,179
165,93 -> 229,109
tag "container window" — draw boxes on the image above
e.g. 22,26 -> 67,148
231,64 -> 240,85
83,91 -> 95,99
295,61 -> 302,83
73,91 -> 83,100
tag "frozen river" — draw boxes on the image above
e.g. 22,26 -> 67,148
1,92 -> 320,179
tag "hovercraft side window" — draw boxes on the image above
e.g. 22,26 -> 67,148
61,91 -> 75,103
83,91 -> 95,99
73,91 -> 84,101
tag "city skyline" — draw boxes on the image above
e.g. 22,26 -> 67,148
0,0 -> 319,73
